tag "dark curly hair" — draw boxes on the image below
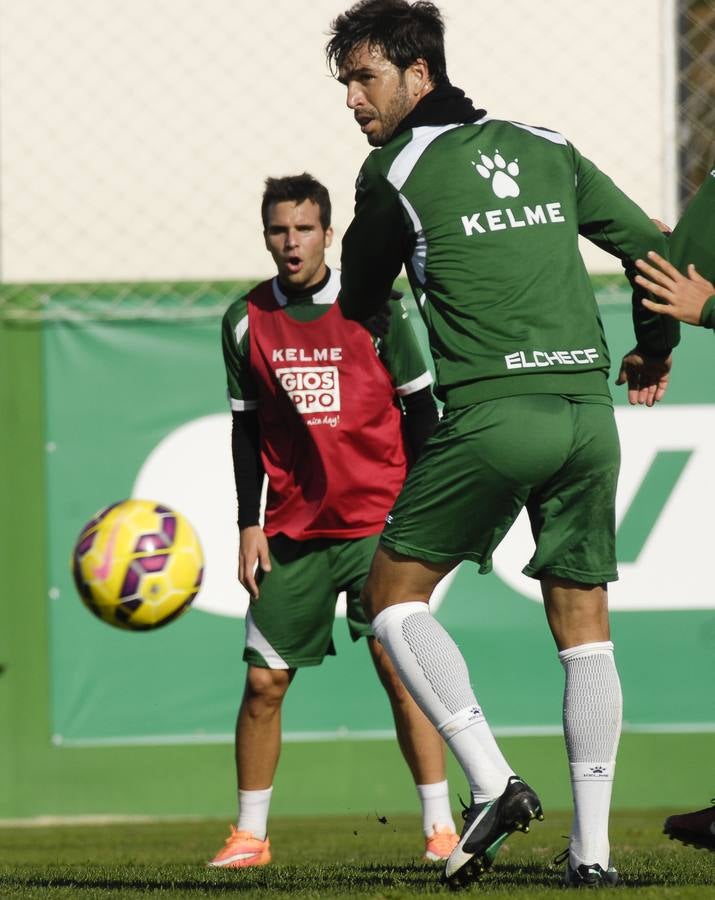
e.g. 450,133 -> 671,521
326,0 -> 448,86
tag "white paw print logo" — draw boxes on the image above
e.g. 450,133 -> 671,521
472,150 -> 520,199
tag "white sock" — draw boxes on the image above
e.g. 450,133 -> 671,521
560,641 -> 622,869
417,780 -> 456,836
237,786 -> 273,840
373,602 -> 514,804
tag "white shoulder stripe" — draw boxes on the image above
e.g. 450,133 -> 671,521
508,120 -> 567,145
395,369 -> 433,397
233,314 -> 249,344
387,124 -> 464,190
386,118 -> 565,196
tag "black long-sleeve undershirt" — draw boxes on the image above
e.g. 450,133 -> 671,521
231,409 -> 264,529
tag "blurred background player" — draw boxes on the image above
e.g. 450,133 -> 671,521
634,169 -> 715,852
326,0 -> 679,888
635,167 -> 715,331
208,172 -> 458,868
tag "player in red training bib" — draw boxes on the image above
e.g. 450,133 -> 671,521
208,173 -> 458,869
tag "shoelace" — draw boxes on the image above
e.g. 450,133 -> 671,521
552,844 -> 570,867
223,827 -> 259,847
457,793 -> 489,823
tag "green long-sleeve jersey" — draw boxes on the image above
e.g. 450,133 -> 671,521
340,114 -> 679,408
669,167 -> 715,330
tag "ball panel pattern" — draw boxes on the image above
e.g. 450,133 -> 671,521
71,499 -> 203,631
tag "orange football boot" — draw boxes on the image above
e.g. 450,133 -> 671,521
208,826 -> 271,868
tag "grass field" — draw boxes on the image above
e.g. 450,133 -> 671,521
1,810 -> 713,899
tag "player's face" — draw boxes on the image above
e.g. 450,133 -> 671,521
264,200 -> 333,290
338,43 -> 424,147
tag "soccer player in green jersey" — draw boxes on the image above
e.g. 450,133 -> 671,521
326,0 -> 680,888
208,173 -> 460,868
635,168 -> 715,330
634,170 -> 715,853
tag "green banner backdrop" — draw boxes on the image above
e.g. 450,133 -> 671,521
43,283 -> 715,747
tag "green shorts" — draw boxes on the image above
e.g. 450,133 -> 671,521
381,395 -> 620,584
243,533 -> 378,669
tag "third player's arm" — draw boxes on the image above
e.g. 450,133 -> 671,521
636,171 -> 715,330
636,253 -> 715,329
668,168 -> 715,284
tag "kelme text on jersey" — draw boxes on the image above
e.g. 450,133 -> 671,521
461,202 -> 565,237
271,347 -> 343,362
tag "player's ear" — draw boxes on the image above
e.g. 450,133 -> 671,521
405,57 -> 430,96
324,225 -> 334,250
263,229 -> 270,252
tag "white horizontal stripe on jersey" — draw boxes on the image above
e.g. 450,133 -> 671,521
230,396 -> 257,412
396,369 -> 433,397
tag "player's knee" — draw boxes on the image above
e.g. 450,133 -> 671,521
362,545 -> 445,621
244,666 -> 291,712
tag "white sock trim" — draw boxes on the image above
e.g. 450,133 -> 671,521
372,601 -> 428,640
558,641 -> 614,664
438,704 -> 485,739
416,779 -> 449,799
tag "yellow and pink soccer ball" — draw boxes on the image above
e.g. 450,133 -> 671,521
71,499 -> 203,631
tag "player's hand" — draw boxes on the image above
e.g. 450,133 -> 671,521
363,305 -> 391,338
238,525 -> 271,601
362,289 -> 403,339
635,251 -> 714,327
615,346 -> 672,406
